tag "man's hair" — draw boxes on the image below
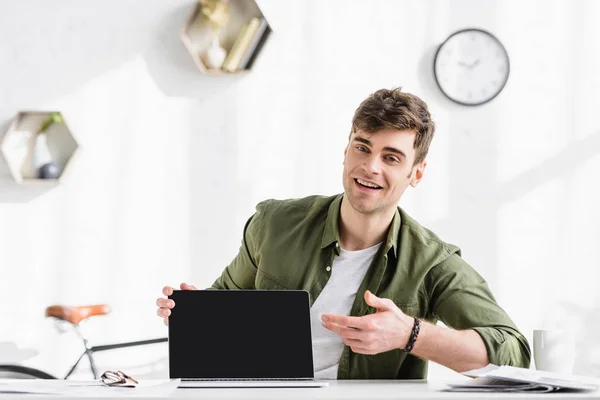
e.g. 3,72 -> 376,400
350,87 -> 435,166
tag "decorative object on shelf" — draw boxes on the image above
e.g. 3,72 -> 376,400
237,17 -> 270,70
32,112 -> 62,179
200,0 -> 229,31
433,28 -> 510,106
222,17 -> 259,72
203,36 -> 227,69
222,17 -> 270,72
0,111 -> 79,188
200,0 -> 229,69
180,0 -> 272,75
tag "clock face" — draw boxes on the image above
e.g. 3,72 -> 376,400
434,28 -> 510,106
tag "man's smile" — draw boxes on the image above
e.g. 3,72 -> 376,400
354,178 -> 383,192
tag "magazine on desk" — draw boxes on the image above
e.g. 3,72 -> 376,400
446,364 -> 600,393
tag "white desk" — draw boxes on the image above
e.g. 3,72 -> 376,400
1,380 -> 600,400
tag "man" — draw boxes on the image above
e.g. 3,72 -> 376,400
156,88 -> 531,379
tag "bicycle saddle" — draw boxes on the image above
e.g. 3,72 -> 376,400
45,304 -> 111,325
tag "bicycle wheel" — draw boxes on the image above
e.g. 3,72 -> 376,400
0,364 -> 57,379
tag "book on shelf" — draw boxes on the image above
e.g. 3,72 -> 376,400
237,17 -> 270,70
445,364 -> 599,393
244,24 -> 271,70
222,17 -> 261,72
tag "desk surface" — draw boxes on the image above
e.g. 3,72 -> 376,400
1,380 -> 600,400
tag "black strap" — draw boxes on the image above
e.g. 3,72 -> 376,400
403,317 -> 421,353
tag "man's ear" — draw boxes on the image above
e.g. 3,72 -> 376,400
410,160 -> 427,187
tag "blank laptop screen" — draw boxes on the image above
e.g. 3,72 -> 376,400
168,290 -> 314,379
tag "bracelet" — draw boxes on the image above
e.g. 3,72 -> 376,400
403,317 -> 421,353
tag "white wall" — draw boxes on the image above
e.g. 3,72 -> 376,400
1,0 -> 599,379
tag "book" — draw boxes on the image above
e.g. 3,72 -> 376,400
241,23 -> 271,70
237,17 -> 270,70
222,17 -> 261,72
221,22 -> 249,72
445,364 -> 599,393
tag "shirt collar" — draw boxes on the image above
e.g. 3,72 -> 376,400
320,193 -> 400,258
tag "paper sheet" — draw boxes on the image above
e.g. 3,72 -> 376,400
0,379 -> 180,397
445,364 -> 600,393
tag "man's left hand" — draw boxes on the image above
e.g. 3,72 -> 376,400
321,290 -> 415,355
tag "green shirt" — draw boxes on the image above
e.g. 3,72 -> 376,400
211,194 -> 531,379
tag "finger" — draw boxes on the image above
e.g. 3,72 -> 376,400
364,290 -> 394,311
321,320 -> 342,335
156,298 -> 175,308
157,308 -> 171,318
162,286 -> 175,296
322,322 -> 363,340
163,318 -> 169,326
342,337 -> 364,347
322,314 -> 369,330
180,283 -> 197,290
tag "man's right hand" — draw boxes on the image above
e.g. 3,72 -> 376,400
156,283 -> 197,326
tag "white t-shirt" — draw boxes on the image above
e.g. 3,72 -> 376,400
310,242 -> 382,379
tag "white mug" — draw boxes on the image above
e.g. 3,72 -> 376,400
533,329 -> 576,374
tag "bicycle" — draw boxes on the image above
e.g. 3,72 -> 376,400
0,303 -> 167,379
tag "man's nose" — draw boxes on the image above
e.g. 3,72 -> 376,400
363,155 -> 382,174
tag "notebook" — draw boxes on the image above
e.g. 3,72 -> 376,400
168,289 -> 329,388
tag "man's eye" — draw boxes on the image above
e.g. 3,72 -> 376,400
386,156 -> 400,163
357,145 -> 368,152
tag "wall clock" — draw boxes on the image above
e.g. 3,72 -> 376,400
433,28 -> 510,106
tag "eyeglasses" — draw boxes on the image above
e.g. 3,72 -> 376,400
100,370 -> 139,387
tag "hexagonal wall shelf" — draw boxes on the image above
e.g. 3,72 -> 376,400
0,111 -> 79,186
181,0 -> 272,74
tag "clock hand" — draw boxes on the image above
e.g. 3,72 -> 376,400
457,61 -> 470,68
469,58 -> 481,69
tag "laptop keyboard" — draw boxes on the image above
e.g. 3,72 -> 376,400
184,378 -> 312,381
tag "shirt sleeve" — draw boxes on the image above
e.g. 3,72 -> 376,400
426,253 -> 531,368
210,205 -> 266,290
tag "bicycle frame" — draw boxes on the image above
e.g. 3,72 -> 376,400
65,324 -> 167,379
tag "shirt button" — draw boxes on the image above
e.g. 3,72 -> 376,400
335,243 -> 340,248
326,266 -> 331,272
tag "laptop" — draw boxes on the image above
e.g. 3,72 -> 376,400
168,289 -> 329,388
